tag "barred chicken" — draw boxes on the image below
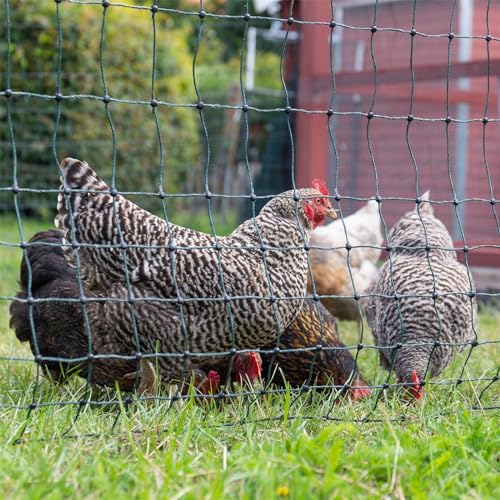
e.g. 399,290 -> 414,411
309,200 -> 383,321
259,300 -> 371,399
51,157 -> 336,387
364,192 -> 477,399
9,230 -> 234,394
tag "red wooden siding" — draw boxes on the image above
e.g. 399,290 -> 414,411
282,0 -> 499,260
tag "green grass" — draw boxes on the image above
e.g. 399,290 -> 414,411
0,215 -> 499,499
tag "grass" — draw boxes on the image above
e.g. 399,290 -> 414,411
0,214 -> 499,498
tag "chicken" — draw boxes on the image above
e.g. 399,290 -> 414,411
308,200 -> 383,321
9,229 -> 232,395
364,192 -> 477,399
52,157 -> 336,386
9,229 -> 98,383
232,352 -> 263,384
198,351 -> 263,389
259,300 -> 371,399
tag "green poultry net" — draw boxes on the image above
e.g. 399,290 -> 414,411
1,0 -> 498,441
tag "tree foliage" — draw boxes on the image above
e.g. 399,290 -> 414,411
1,1 -> 284,217
1,1 -> 200,214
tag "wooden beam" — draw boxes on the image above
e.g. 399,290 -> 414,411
455,244 -> 500,268
331,0 -> 407,6
308,83 -> 497,108
311,59 -> 500,94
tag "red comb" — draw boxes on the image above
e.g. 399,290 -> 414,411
411,370 -> 423,400
311,179 -> 329,196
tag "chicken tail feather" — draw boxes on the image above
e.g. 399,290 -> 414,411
56,157 -> 111,232
59,157 -> 108,193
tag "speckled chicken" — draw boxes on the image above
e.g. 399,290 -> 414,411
259,300 -> 371,399
308,200 -> 383,321
364,192 -> 477,399
53,157 -> 336,386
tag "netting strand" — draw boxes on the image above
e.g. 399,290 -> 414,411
0,1 -> 498,438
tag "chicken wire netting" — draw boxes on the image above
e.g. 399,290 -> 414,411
1,0 -> 499,440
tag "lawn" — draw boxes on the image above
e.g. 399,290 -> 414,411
0,214 -> 498,499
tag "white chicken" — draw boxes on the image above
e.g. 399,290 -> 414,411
308,200 -> 383,320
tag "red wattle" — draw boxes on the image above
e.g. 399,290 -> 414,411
303,203 -> 315,226
411,370 -> 423,399
248,352 -> 262,381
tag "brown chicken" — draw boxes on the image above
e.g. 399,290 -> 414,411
260,300 -> 371,399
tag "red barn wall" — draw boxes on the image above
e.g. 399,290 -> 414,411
289,0 -> 500,250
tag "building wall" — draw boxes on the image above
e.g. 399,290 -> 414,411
289,0 -> 500,247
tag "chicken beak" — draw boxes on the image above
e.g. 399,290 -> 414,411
324,207 -> 338,220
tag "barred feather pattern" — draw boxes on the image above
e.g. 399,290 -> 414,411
364,196 -> 477,384
54,158 -> 324,380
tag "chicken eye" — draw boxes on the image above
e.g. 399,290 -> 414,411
315,198 -> 321,206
